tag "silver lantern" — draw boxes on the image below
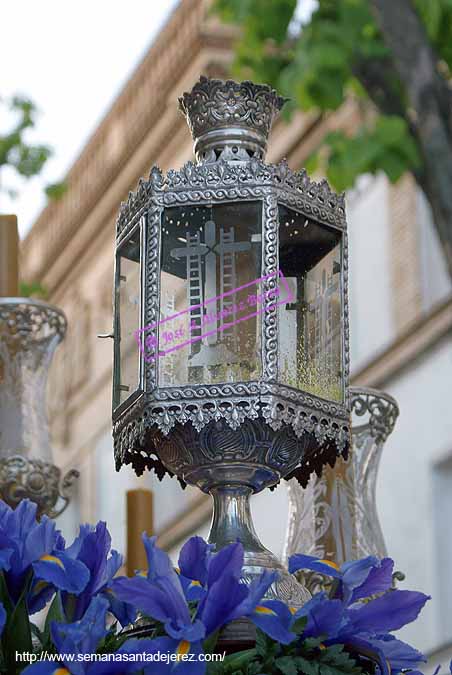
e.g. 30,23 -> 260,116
112,77 -> 351,609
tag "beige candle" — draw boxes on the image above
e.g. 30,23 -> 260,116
0,215 -> 19,297
126,488 -> 154,576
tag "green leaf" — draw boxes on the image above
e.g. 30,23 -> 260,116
293,656 -> 320,675
45,181 -> 67,200
19,281 -> 48,299
378,151 -> 407,182
375,115 -> 407,147
415,0 -> 442,40
255,628 -> 268,658
217,648 -> 258,673
320,665 -> 343,675
291,614 -> 308,635
326,162 -> 357,192
203,628 -> 220,654
275,655 -> 298,675
3,573 -> 33,671
0,573 -> 13,615
43,592 -> 64,647
304,152 -> 320,176
0,93 -> 55,199
30,622 -> 45,648
318,643 -> 361,675
303,636 -> 326,650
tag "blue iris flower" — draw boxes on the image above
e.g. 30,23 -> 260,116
178,537 -> 222,603
22,595 -> 153,675
113,535 -> 296,674
0,500 -> 89,613
288,553 -> 394,604
61,521 -> 136,626
177,535 -> 295,643
214,567 -> 295,645
113,535 -> 210,675
292,592 -> 348,638
289,554 -> 429,675
364,634 -> 427,672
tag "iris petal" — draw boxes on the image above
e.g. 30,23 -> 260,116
207,542 -> 243,586
288,554 -> 342,579
293,592 -> 345,638
350,558 -> 394,603
252,600 -> 296,644
178,537 -> 212,586
348,590 -> 430,633
200,572 -> 248,636
368,635 -> 426,670
33,552 -> 90,595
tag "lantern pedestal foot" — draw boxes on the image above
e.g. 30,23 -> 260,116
208,485 -> 310,617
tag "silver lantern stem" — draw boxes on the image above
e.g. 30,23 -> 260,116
208,483 -> 310,642
208,486 -> 262,551
208,484 -> 311,601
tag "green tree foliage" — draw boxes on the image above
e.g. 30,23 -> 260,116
214,0 -> 452,275
0,95 -> 65,202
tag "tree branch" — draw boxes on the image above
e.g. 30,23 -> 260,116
369,0 -> 452,278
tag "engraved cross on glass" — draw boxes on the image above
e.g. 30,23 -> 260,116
170,219 -> 251,366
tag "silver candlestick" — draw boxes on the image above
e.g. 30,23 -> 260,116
283,387 -> 399,592
0,298 -> 78,518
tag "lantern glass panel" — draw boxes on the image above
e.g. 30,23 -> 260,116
278,205 -> 343,402
159,201 -> 262,386
114,228 -> 141,409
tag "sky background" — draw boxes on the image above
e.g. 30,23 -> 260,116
1,0 -> 317,239
1,0 -> 179,238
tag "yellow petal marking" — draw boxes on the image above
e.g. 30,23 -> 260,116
177,640 -> 191,658
190,580 -> 201,587
254,605 -> 276,615
289,606 -> 297,615
40,555 -> 65,570
53,669 -> 70,675
318,559 -> 340,570
32,580 -> 48,595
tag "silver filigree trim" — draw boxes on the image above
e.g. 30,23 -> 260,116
0,456 -> 79,519
115,159 -> 346,241
351,386 -> 399,443
0,299 -> 67,350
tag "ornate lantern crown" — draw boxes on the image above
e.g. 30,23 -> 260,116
179,76 -> 287,163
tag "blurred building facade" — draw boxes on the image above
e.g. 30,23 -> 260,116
21,0 -> 452,660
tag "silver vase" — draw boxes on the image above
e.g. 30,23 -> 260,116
283,387 -> 399,588
0,298 -> 78,518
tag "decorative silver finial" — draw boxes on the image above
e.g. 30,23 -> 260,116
179,76 -> 287,163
